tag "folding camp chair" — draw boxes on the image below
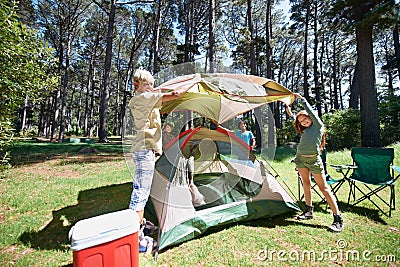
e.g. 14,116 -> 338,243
297,149 -> 346,207
342,147 -> 400,217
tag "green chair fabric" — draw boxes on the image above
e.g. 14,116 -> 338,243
347,147 -> 399,217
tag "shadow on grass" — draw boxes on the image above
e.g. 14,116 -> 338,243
297,199 -> 388,225
10,140 -> 125,166
271,146 -> 296,162
19,182 -> 132,251
300,195 -> 388,223
155,211 -> 301,254
18,181 -> 387,257
342,204 -> 388,224
241,212 -> 327,230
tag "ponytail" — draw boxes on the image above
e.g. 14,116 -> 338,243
319,129 -> 326,154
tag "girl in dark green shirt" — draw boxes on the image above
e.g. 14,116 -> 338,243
287,93 -> 344,232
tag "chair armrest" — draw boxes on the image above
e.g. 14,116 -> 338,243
327,163 -> 357,173
392,165 -> 400,174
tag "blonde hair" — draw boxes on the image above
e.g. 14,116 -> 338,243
133,69 -> 155,88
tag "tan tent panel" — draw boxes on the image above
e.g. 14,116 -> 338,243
158,73 -> 295,124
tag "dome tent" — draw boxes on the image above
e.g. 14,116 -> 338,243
125,72 -> 301,252
148,126 -> 299,251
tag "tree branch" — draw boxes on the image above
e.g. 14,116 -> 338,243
116,0 -> 153,5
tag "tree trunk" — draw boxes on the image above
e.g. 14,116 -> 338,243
67,82 -> 77,134
312,0 -> 321,116
184,0 -> 193,62
51,45 -> 63,141
303,0 -> 310,101
120,91 -> 130,139
277,44 -> 287,83
393,25 -> 400,79
384,36 -> 394,97
45,97 -> 53,138
246,0 -> 262,149
21,95 -> 28,131
265,0 -> 276,149
113,41 -> 123,137
84,56 -> 95,136
38,101 -> 45,136
319,32 -> 327,113
352,1 -> 381,147
99,0 -> 117,142
247,0 -> 256,75
332,38 -> 339,109
153,0 -> 163,74
113,81 -> 120,136
58,35 -> 72,141
208,0 -> 216,73
76,81 -> 83,136
349,60 -> 359,109
265,0 -> 272,78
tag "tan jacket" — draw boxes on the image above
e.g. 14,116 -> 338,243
129,91 -> 163,154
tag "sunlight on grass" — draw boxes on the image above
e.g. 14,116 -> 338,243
1,141 -> 399,266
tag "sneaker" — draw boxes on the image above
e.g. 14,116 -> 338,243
328,214 -> 344,232
140,218 -> 156,236
138,230 -> 147,253
139,244 -> 148,253
139,235 -> 156,254
138,218 -> 157,253
297,205 -> 313,220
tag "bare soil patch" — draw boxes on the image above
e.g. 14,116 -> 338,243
14,154 -> 125,179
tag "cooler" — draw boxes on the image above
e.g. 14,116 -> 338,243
69,209 -> 140,267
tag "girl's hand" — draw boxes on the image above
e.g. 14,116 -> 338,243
293,93 -> 302,99
285,106 -> 293,117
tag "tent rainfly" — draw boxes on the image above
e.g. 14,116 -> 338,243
158,73 -> 295,124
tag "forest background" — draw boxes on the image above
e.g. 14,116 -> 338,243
1,0 -> 399,168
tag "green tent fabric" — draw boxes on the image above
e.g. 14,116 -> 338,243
157,73 -> 295,124
147,127 -> 300,251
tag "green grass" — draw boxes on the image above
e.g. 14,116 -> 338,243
1,140 -> 399,266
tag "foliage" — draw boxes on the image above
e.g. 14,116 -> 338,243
0,1 -> 57,166
276,119 -> 298,146
0,1 -> 57,122
322,109 -> 361,150
5,0 -> 400,151
379,93 -> 400,146
320,91 -> 400,149
0,120 -> 15,170
278,98 -> 400,151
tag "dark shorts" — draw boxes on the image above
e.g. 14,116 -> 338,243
293,154 -> 324,174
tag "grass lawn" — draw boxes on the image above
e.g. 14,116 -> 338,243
0,139 -> 399,266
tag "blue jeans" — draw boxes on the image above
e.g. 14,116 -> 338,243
129,149 -> 155,211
